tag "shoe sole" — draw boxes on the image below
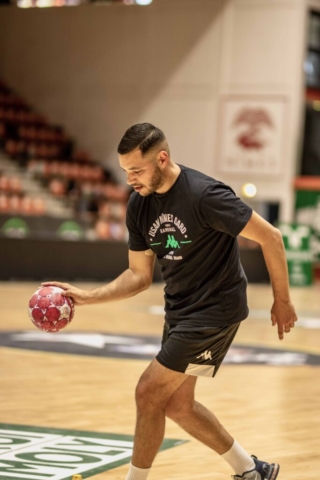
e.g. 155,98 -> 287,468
269,463 -> 280,480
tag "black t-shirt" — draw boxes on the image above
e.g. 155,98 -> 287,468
126,165 -> 253,328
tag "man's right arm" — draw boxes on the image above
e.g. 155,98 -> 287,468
42,249 -> 155,306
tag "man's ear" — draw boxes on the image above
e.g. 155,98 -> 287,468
157,150 -> 169,168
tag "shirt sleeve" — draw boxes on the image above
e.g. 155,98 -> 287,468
200,182 -> 252,237
126,197 -> 149,251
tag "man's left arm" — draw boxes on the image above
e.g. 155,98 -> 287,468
239,211 -> 298,340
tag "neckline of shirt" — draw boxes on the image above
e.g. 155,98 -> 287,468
153,164 -> 184,199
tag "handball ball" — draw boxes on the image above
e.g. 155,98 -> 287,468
28,286 -> 75,332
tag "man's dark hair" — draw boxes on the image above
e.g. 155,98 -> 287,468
117,123 -> 167,156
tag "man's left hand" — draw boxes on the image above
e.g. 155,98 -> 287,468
271,300 -> 298,340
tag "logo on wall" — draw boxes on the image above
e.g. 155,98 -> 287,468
1,217 -> 29,238
218,96 -> 287,176
234,108 -> 273,150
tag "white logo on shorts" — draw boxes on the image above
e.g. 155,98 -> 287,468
196,350 -> 212,361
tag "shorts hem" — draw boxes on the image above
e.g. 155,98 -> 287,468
155,355 -> 186,374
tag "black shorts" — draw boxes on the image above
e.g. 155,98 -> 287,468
156,322 -> 240,378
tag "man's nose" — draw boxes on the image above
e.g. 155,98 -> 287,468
126,172 -> 136,185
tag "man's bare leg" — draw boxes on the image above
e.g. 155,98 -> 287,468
165,375 -> 255,474
131,359 -> 189,468
126,361 -> 254,479
165,375 -> 233,453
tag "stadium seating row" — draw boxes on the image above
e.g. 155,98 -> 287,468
0,79 -> 130,241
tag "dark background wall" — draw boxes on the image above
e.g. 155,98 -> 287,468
0,237 -> 269,283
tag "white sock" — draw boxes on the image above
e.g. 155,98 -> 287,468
221,440 -> 255,476
125,462 -> 151,480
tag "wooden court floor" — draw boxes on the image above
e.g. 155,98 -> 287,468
1,280 -> 320,479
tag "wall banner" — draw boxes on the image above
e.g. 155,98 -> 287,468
217,95 -> 287,176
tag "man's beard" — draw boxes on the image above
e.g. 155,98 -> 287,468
142,166 -> 165,195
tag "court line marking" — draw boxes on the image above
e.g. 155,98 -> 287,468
1,337 -> 320,358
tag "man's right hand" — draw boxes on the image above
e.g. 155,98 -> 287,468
41,281 -> 89,306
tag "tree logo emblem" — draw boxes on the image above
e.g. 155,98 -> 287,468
233,108 -> 273,150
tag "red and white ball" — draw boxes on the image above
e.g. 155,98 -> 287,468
28,286 -> 75,332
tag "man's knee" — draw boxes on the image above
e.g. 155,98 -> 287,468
135,375 -> 165,411
134,359 -> 189,412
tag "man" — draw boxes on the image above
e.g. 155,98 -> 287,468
44,123 -> 297,480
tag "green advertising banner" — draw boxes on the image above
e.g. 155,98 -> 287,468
0,215 -> 88,240
278,223 -> 313,286
295,190 -> 320,262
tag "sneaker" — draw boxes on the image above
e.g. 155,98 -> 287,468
232,455 -> 280,480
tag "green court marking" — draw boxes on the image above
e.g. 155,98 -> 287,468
0,423 -> 187,480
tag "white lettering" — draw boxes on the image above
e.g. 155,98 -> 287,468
174,217 -> 187,234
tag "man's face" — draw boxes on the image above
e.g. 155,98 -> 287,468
119,148 -> 165,196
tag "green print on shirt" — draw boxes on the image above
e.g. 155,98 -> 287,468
165,235 -> 180,249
